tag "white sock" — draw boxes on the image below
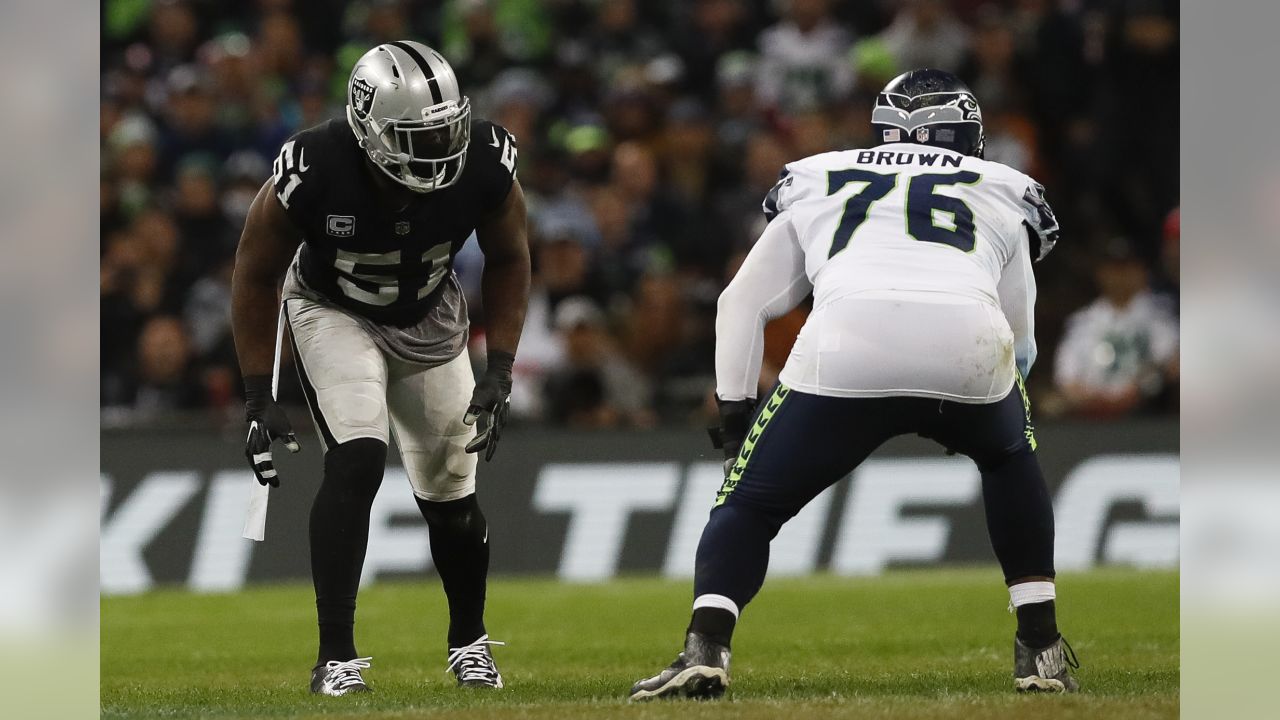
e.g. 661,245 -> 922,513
1008,581 -> 1056,611
693,594 -> 740,619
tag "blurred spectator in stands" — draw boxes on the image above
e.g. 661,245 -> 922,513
660,99 -> 714,206
960,7 -> 1024,113
608,141 -> 700,279
676,0 -> 757,97
879,0 -> 970,73
757,0 -> 855,112
710,52 -> 762,179
128,316 -> 205,418
535,217 -> 608,311
482,68 -> 554,157
1104,0 -> 1179,238
126,207 -> 185,316
147,0 -> 201,71
105,113 -> 160,217
184,257 -> 236,371
1053,238 -> 1179,419
789,108 -> 837,160
219,151 -> 272,228
561,122 -> 613,186
200,33 -> 258,136
544,297 -> 654,428
588,0 -> 665,89
172,155 -> 235,275
158,65 -> 231,179
712,130 -> 792,258
603,80 -> 664,146
443,0 -> 552,80
524,149 -> 601,246
621,270 -> 688,377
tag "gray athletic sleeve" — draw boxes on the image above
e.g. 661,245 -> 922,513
715,212 -> 813,401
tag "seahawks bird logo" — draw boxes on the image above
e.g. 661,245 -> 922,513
351,76 -> 377,120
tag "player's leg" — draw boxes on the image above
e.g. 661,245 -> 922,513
691,388 -> 901,643
928,376 -> 1078,692
385,352 -> 502,687
288,298 -> 391,694
631,387 -> 903,701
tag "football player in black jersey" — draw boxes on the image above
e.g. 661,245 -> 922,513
231,42 -> 529,695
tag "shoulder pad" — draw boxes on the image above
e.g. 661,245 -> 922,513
474,120 -> 519,180
762,168 -> 794,222
270,133 -> 321,212
1020,180 -> 1060,262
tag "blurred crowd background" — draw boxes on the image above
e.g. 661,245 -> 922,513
100,0 -> 1179,430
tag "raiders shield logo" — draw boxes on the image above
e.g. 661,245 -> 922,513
916,128 -> 930,142
351,76 -> 377,120
394,221 -> 410,235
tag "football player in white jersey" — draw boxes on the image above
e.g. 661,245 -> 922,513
630,69 -> 1076,701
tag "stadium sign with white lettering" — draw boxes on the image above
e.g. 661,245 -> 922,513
101,423 -> 1177,595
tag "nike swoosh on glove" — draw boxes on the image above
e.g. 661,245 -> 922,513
463,351 -> 514,461
243,375 -> 300,486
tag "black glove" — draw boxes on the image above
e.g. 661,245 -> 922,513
244,374 -> 300,487
708,396 -> 757,476
464,350 -> 514,461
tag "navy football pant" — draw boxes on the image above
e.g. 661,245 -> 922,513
693,381 -> 1055,612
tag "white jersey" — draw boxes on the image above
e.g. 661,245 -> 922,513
716,143 -> 1059,403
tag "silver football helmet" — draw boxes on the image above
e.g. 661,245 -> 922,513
345,41 -> 471,193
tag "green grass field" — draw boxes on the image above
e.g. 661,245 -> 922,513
101,568 -> 1178,719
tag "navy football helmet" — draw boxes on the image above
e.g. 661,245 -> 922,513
871,68 -> 985,158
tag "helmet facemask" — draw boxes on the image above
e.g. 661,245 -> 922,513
348,98 -> 472,193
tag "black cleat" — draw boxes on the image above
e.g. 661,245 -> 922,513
446,634 -> 505,688
310,657 -> 372,696
629,632 -> 731,702
1014,635 -> 1080,693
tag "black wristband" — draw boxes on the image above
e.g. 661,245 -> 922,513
244,374 -> 273,418
485,350 -> 516,380
717,397 -> 756,437
244,374 -> 272,397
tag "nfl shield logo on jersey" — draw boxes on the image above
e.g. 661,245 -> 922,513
395,221 -> 411,235
916,128 -> 930,142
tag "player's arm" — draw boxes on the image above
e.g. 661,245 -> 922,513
232,181 -> 300,376
998,237 -> 1038,377
465,177 -> 531,459
711,212 -> 812,465
231,181 -> 303,484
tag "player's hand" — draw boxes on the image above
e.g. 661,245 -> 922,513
464,351 -> 515,461
243,375 -> 300,487
708,397 -> 757,478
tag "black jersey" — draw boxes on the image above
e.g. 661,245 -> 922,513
270,117 -> 517,326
